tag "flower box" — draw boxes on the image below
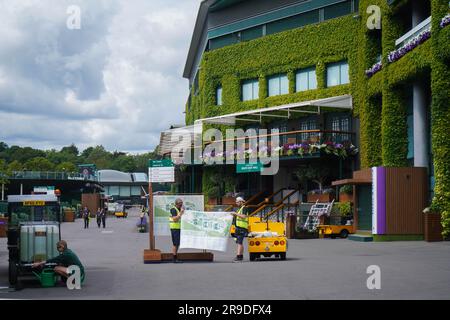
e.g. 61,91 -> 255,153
207,198 -> 218,205
64,210 -> 75,222
339,193 -> 353,203
222,196 -> 236,205
307,193 -> 335,203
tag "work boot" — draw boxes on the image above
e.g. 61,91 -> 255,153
232,255 -> 243,263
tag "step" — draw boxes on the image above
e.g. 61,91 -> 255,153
348,234 -> 373,242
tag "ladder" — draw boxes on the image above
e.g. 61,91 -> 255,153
303,200 -> 335,232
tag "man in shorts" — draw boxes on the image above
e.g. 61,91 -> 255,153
231,197 -> 248,262
169,198 -> 185,263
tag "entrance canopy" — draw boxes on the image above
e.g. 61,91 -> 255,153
194,94 -> 352,126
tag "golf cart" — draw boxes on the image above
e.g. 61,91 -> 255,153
6,194 -> 61,286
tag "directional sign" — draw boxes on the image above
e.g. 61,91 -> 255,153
148,159 -> 174,167
148,159 -> 175,183
236,162 -> 262,173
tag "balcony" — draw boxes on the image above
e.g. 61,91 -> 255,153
201,129 -> 358,163
395,16 -> 431,49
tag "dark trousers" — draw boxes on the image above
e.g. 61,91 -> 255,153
97,218 -> 101,228
101,216 -> 106,228
84,218 -> 89,229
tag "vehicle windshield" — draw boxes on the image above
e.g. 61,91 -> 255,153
8,203 -> 60,226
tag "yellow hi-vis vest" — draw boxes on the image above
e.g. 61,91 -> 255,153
169,206 -> 181,230
235,206 -> 248,230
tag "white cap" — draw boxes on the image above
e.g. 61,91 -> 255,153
236,197 -> 245,203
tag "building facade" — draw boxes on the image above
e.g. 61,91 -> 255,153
165,0 -> 449,237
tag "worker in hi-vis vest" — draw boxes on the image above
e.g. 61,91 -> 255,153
231,196 -> 248,262
169,198 -> 185,263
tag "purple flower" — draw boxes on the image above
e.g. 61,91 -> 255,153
440,14 -> 450,28
388,29 -> 431,63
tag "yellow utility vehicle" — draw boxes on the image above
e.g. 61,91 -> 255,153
247,220 -> 287,261
317,224 -> 354,239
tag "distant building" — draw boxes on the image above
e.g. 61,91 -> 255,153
98,170 -> 148,204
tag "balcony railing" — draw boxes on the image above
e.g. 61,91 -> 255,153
198,129 -> 357,163
395,16 -> 431,49
9,171 -> 98,181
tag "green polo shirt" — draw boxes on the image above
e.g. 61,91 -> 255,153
47,248 -> 85,276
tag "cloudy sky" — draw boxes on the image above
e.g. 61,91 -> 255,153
0,0 -> 200,154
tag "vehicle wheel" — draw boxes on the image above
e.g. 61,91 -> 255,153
280,253 -> 286,260
249,253 -> 256,261
9,261 -> 18,286
330,235 -> 336,239
340,229 -> 349,239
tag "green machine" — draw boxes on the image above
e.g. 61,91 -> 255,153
6,194 -> 61,286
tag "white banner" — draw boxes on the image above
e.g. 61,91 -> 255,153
180,210 -> 233,252
153,195 -> 204,236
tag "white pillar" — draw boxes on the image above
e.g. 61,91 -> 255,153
20,183 -> 23,195
1,184 -> 4,201
413,82 -> 429,169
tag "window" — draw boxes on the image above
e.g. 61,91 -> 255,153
326,113 -> 351,142
242,79 -> 259,101
299,117 -> 318,142
324,1 -> 352,21
327,61 -> 349,87
216,86 -> 222,105
131,186 -> 142,196
109,186 -> 119,196
119,186 -> 131,197
241,26 -> 263,42
296,68 -> 317,92
268,74 -> 289,97
209,33 -> 239,50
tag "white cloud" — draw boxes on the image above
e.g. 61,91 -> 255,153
0,0 -> 200,153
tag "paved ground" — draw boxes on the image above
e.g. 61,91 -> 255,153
1,208 -> 449,300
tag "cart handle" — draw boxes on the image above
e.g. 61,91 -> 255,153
22,262 -> 58,267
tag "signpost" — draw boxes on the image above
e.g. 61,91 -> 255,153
148,160 -> 174,251
143,159 -> 214,263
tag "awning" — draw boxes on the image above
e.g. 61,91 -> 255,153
158,124 -> 203,162
194,95 -> 352,126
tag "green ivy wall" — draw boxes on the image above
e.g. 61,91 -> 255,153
186,0 -> 450,235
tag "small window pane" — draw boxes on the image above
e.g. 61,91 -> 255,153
340,62 -> 349,84
252,81 -> 259,100
308,69 -> 317,89
327,64 -> 340,87
242,82 -> 253,101
280,75 -> 289,94
131,186 -> 142,196
268,77 -> 279,97
216,86 -> 222,105
241,26 -> 263,42
109,186 -> 119,196
296,71 -> 308,92
119,186 -> 131,197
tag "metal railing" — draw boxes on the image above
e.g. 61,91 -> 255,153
395,16 -> 431,49
9,171 -> 98,181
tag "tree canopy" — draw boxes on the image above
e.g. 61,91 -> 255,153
0,142 -> 160,176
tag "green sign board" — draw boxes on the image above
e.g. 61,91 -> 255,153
148,159 -> 174,167
236,162 -> 262,173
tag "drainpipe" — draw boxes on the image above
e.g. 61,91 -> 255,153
411,2 -> 429,170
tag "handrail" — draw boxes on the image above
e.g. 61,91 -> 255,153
224,190 -> 265,212
249,188 -> 286,217
262,189 -> 299,220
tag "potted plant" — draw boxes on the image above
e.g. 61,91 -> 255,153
63,207 -> 76,222
295,165 -> 335,202
423,205 -> 444,242
222,176 -> 237,205
339,185 -> 353,203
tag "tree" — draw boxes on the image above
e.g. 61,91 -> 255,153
0,159 -> 10,185
24,157 -> 55,171
111,155 -> 136,172
7,160 -> 23,172
56,161 -> 77,173
60,144 -> 79,156
85,145 -> 112,169
295,164 -> 332,193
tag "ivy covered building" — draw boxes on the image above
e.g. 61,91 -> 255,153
160,0 -> 449,237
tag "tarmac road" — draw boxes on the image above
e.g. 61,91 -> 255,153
1,207 -> 450,300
